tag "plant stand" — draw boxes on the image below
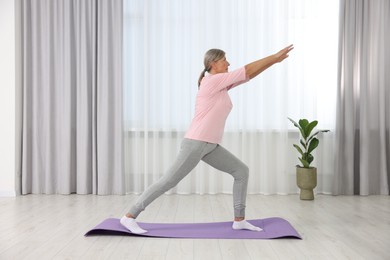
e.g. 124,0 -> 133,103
296,167 -> 317,200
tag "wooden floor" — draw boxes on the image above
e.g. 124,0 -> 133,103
0,194 -> 389,260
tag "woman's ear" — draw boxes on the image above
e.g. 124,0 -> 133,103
209,61 -> 216,71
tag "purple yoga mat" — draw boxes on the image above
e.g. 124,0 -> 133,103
85,217 -> 301,239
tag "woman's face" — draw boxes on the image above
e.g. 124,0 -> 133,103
212,56 -> 230,73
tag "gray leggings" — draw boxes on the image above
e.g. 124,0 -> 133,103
128,138 -> 249,218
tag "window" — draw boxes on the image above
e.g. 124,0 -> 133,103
123,0 -> 339,131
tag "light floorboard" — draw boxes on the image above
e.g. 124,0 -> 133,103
0,194 -> 389,259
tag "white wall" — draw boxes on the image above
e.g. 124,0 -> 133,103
0,0 -> 16,196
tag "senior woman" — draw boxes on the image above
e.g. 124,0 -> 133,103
121,44 -> 294,234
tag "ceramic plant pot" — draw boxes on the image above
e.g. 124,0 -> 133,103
296,167 -> 317,200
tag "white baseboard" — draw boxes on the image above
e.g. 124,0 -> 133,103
0,190 -> 16,197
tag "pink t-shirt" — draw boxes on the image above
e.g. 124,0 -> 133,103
185,67 -> 249,143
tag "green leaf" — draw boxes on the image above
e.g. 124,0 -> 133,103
293,144 -> 304,156
298,119 -> 309,138
302,152 -> 308,161
307,129 -> 330,143
305,120 -> 318,138
307,154 -> 314,165
300,139 -> 306,149
299,158 -> 310,168
288,117 -> 306,140
287,117 -> 300,129
307,138 -> 319,154
299,119 -> 309,129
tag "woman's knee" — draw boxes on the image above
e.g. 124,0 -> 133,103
235,163 -> 249,180
242,164 -> 249,179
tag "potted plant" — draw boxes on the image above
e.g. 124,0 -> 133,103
288,118 -> 329,200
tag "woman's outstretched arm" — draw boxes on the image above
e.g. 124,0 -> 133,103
245,44 -> 294,79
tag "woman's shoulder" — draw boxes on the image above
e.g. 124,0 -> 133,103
198,67 -> 247,93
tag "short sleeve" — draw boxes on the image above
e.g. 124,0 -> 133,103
201,67 -> 249,94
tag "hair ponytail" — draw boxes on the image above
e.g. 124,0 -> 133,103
198,68 -> 207,88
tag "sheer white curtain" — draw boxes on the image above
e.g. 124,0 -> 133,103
123,0 -> 339,195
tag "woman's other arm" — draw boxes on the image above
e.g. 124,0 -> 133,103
245,44 -> 294,79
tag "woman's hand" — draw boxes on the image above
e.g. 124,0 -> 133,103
274,44 -> 294,63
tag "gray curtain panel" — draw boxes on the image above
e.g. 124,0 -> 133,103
334,0 -> 390,195
17,0 -> 124,195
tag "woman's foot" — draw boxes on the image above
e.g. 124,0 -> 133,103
232,219 -> 263,231
120,216 -> 148,234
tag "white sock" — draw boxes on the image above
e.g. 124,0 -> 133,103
120,216 -> 148,234
232,220 -> 263,232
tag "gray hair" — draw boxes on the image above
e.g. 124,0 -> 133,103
198,49 -> 226,87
